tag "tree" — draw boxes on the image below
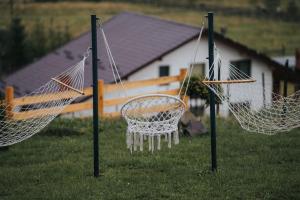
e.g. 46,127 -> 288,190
181,76 -> 223,105
2,18 -> 28,74
47,19 -> 71,51
286,0 -> 299,20
28,20 -> 48,59
264,0 -> 280,13
62,23 -> 71,45
0,28 -> 10,76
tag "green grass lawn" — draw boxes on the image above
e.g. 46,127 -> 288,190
0,2 -> 299,55
0,117 -> 299,200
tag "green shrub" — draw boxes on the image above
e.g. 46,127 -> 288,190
181,76 -> 223,105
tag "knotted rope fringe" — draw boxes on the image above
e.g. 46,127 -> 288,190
126,130 -> 179,153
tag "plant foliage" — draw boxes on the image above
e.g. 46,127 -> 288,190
181,76 -> 223,105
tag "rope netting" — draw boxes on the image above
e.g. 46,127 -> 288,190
203,48 -> 300,135
0,57 -> 86,147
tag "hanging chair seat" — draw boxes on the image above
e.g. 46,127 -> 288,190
121,94 -> 186,136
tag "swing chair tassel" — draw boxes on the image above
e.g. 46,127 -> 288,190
133,132 -> 137,151
151,135 -> 155,153
126,131 -> 133,153
140,134 -> 143,151
157,135 -> 161,150
149,135 -> 152,152
168,132 -> 172,148
174,131 -> 179,145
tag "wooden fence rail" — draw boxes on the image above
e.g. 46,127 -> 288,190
3,68 -> 188,120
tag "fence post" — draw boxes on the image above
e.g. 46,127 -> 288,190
91,14 -> 99,178
98,80 -> 104,117
184,96 -> 189,109
179,68 -> 187,82
179,68 -> 189,108
5,86 -> 14,119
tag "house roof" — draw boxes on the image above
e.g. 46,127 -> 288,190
273,56 -> 295,68
2,12 -> 297,97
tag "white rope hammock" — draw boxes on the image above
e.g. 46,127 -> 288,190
99,21 -> 205,152
203,47 -> 300,135
0,55 -> 88,147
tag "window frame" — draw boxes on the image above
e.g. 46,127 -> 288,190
159,65 -> 170,77
230,59 -> 251,80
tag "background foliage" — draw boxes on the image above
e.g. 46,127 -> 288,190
0,17 -> 70,76
181,76 -> 223,105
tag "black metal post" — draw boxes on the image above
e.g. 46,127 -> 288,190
91,15 -> 99,177
262,73 -> 266,107
282,60 -> 289,122
283,60 -> 289,98
208,12 -> 217,172
217,60 -> 221,115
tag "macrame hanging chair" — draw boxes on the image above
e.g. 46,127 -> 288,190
202,46 -> 300,135
0,49 -> 90,147
99,22 -> 205,152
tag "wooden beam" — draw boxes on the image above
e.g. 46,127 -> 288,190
51,78 -> 84,95
179,68 -> 188,82
63,102 -> 92,113
183,96 -> 189,109
5,86 -> 14,119
104,75 -> 181,93
13,87 -> 92,106
12,102 -> 92,120
104,89 -> 179,107
98,80 -> 104,116
202,79 -> 256,84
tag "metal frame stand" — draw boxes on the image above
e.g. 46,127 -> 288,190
90,12 -> 217,176
207,12 -> 217,172
91,14 -> 100,177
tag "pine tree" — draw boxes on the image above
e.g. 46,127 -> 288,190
0,28 -> 10,75
286,0 -> 299,20
264,0 -> 280,13
62,23 -> 71,45
29,20 -> 47,59
5,18 -> 27,74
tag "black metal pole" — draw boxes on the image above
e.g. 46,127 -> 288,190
208,12 -> 217,172
283,60 -> 289,98
283,60 -> 289,122
91,15 -> 99,177
262,73 -> 266,107
217,60 -> 221,115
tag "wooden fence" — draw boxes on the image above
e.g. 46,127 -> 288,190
2,69 -> 188,120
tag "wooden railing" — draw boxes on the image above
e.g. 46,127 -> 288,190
3,68 -> 188,120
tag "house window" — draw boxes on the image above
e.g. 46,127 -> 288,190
230,59 -> 251,79
190,63 -> 205,77
159,65 -> 170,77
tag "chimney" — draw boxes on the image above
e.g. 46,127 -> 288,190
296,49 -> 300,70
